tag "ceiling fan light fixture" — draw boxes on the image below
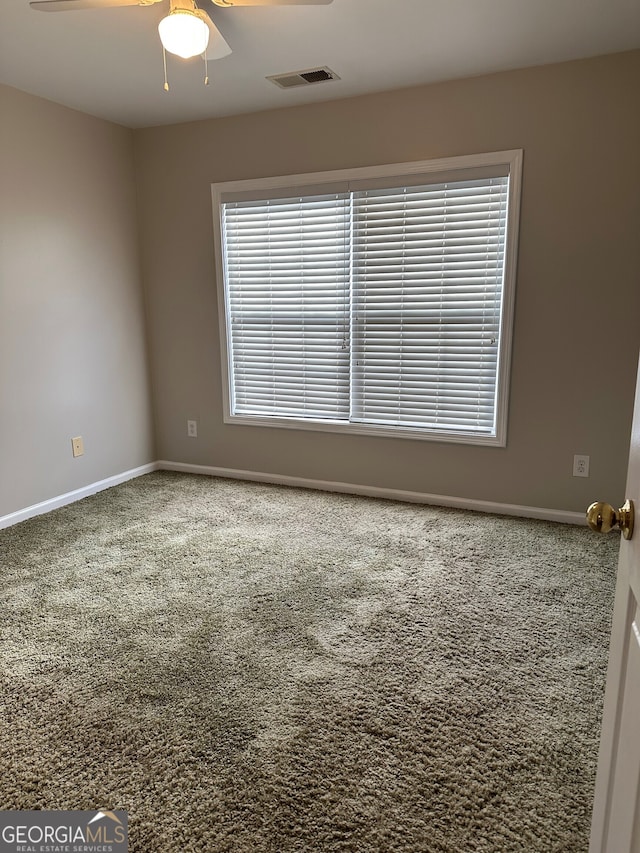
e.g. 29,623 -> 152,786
158,8 -> 210,59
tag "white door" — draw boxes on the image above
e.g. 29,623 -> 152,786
589,355 -> 640,853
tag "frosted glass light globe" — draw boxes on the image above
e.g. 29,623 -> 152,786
158,10 -> 210,60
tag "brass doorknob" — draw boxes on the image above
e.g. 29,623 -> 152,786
586,499 -> 634,540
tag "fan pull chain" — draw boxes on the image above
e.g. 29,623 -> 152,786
203,47 -> 209,86
162,45 -> 169,92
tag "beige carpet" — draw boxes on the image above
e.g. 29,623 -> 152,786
0,472 -> 618,852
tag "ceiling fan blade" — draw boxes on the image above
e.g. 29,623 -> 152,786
210,0 -> 332,6
202,11 -> 233,59
30,0 -> 162,10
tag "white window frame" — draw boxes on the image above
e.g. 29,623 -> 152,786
212,149 -> 523,447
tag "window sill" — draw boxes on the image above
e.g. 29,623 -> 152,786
224,412 -> 505,447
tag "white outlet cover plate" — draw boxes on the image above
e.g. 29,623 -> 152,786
573,454 -> 590,477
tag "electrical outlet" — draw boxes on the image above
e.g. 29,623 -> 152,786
187,420 -> 198,438
573,454 -> 589,478
71,436 -> 84,458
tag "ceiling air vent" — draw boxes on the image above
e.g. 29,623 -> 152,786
267,66 -> 340,89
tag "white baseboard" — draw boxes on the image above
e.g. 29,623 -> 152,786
0,459 -> 586,530
158,460 -> 586,526
0,462 -> 159,530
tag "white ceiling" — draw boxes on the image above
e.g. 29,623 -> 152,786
1,0 -> 639,128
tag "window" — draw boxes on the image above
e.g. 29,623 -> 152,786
212,150 -> 522,446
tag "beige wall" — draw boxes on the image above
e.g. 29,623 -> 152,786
133,50 -> 640,514
0,84 -> 154,518
4,54 -> 637,522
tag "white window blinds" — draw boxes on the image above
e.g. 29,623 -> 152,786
350,177 -> 508,434
223,193 -> 350,420
219,158 -> 517,444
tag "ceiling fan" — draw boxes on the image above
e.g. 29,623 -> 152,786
30,0 -> 334,71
